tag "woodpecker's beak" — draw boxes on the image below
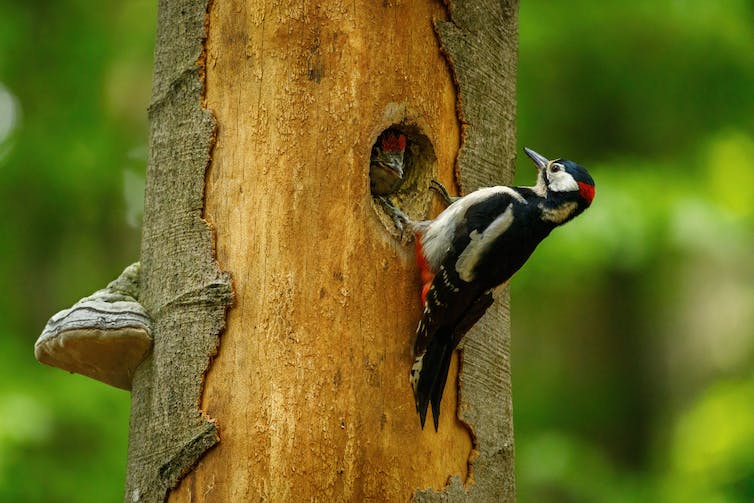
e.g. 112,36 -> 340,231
524,147 -> 549,171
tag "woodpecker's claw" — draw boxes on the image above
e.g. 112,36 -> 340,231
429,180 -> 459,207
378,196 -> 411,237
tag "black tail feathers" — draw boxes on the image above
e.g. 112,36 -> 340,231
412,292 -> 494,430
414,331 -> 455,431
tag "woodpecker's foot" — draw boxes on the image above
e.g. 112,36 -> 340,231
378,196 -> 412,236
429,180 -> 459,207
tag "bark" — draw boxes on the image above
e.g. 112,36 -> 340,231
125,1 -> 232,501
126,0 -> 517,501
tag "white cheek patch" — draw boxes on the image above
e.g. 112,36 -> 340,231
455,203 -> 515,282
548,170 -> 579,193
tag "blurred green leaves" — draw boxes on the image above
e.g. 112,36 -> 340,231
518,0 -> 754,159
703,131 -> 754,219
514,1 -> 754,502
0,1 -> 154,501
663,371 -> 754,503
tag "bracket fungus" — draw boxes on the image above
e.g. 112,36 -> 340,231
34,262 -> 152,390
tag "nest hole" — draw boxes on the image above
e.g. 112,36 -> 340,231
370,124 -> 437,237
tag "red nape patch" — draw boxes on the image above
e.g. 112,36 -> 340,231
578,181 -> 595,204
381,132 -> 407,153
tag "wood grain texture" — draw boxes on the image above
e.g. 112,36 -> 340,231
125,0 -> 233,501
172,0 -> 475,501
426,0 -> 518,502
424,1 -> 519,501
130,0 -> 518,501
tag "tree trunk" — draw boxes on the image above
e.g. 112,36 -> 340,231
126,0 -> 518,501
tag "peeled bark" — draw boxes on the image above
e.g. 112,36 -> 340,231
126,0 -> 517,501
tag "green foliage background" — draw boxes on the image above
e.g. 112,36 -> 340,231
1,1 -> 752,501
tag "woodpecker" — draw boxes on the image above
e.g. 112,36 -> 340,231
384,147 -> 595,430
370,130 -> 407,195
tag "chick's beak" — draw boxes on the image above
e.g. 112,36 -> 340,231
381,152 -> 405,177
524,147 -> 549,170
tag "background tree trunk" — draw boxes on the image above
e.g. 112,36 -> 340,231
126,0 -> 518,501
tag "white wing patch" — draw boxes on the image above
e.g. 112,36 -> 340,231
420,187 -> 524,272
455,203 -> 515,282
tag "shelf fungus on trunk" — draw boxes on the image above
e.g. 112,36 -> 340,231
34,262 -> 152,390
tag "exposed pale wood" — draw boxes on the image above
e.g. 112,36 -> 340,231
128,0 -> 517,500
174,1 -> 475,501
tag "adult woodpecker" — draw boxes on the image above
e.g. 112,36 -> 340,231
370,130 -> 408,195
385,147 -> 595,430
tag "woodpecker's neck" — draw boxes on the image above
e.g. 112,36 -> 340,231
538,190 -> 583,226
